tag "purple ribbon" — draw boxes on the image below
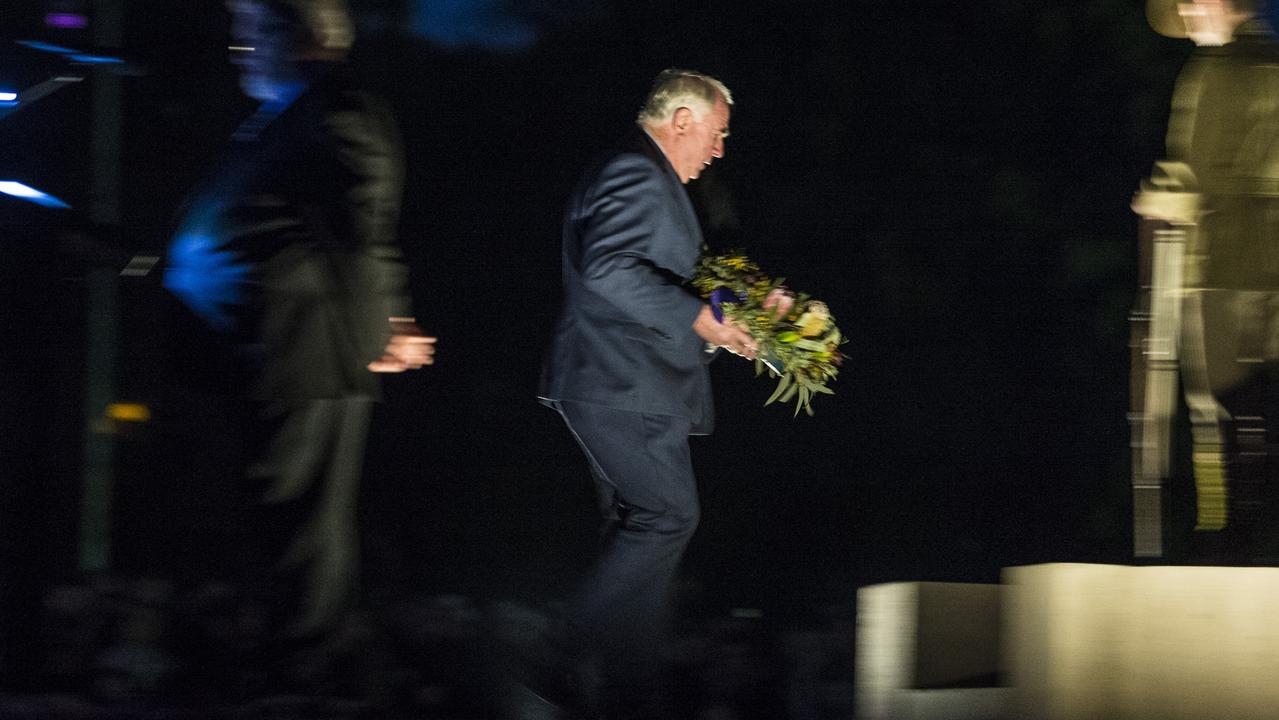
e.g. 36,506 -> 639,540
710,286 -> 743,324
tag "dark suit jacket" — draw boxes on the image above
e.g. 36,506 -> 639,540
165,65 -> 409,400
539,129 -> 714,433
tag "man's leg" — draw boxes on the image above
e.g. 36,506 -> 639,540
240,398 -> 372,664
557,401 -> 698,718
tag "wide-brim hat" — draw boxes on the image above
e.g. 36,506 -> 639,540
1147,0 -> 1189,38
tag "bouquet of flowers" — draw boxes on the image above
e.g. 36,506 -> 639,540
692,252 -> 845,416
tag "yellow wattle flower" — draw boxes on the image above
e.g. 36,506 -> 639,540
798,313 -> 828,337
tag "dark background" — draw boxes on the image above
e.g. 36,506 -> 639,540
2,0 -> 1207,654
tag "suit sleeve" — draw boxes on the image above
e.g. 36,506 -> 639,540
317,97 -> 411,362
575,155 -> 704,342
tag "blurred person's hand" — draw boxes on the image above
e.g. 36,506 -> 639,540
368,317 -> 436,372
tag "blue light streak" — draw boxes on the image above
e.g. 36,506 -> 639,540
15,38 -> 133,72
0,181 -> 71,209
16,40 -> 79,54
67,54 -> 125,65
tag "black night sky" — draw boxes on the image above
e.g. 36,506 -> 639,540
0,0 -> 1215,710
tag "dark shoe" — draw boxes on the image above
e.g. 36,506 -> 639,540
490,606 -> 598,719
515,640 -> 600,718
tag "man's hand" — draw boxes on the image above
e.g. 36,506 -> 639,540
368,317 -> 437,373
693,304 -> 757,360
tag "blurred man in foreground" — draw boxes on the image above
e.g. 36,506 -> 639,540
164,0 -> 433,695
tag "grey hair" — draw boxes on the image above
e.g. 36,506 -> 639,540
260,0 -> 355,52
636,68 -> 733,127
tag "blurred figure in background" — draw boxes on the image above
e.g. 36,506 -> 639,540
1136,0 -> 1279,559
163,0 -> 433,697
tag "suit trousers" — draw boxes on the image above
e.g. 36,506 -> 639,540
554,400 -> 699,713
177,397 -> 372,644
239,397 -> 372,642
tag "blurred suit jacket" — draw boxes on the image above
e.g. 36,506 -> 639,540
539,129 -> 714,434
162,66 -> 411,646
165,65 -> 409,400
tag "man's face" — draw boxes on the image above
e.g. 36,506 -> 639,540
675,97 -> 731,183
227,0 -> 295,101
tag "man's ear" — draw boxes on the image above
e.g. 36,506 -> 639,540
672,106 -> 693,133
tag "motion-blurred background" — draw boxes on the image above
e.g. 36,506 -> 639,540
0,0 -> 1207,714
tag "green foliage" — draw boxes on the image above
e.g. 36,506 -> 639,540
693,252 -> 846,416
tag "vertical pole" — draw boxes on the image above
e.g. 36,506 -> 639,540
78,0 -> 124,573
1130,221 -> 1186,558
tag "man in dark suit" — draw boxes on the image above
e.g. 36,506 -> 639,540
163,0 -> 434,690
538,69 -> 755,718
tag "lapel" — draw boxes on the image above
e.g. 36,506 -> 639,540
631,130 -> 703,277
176,76 -> 329,240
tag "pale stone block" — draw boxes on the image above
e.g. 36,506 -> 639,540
1123,566 -> 1279,720
1002,563 -> 1132,720
1004,563 -> 1279,720
895,689 -> 1012,720
856,582 -> 1002,720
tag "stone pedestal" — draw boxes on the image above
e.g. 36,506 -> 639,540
856,582 -> 1006,720
1004,563 -> 1279,720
